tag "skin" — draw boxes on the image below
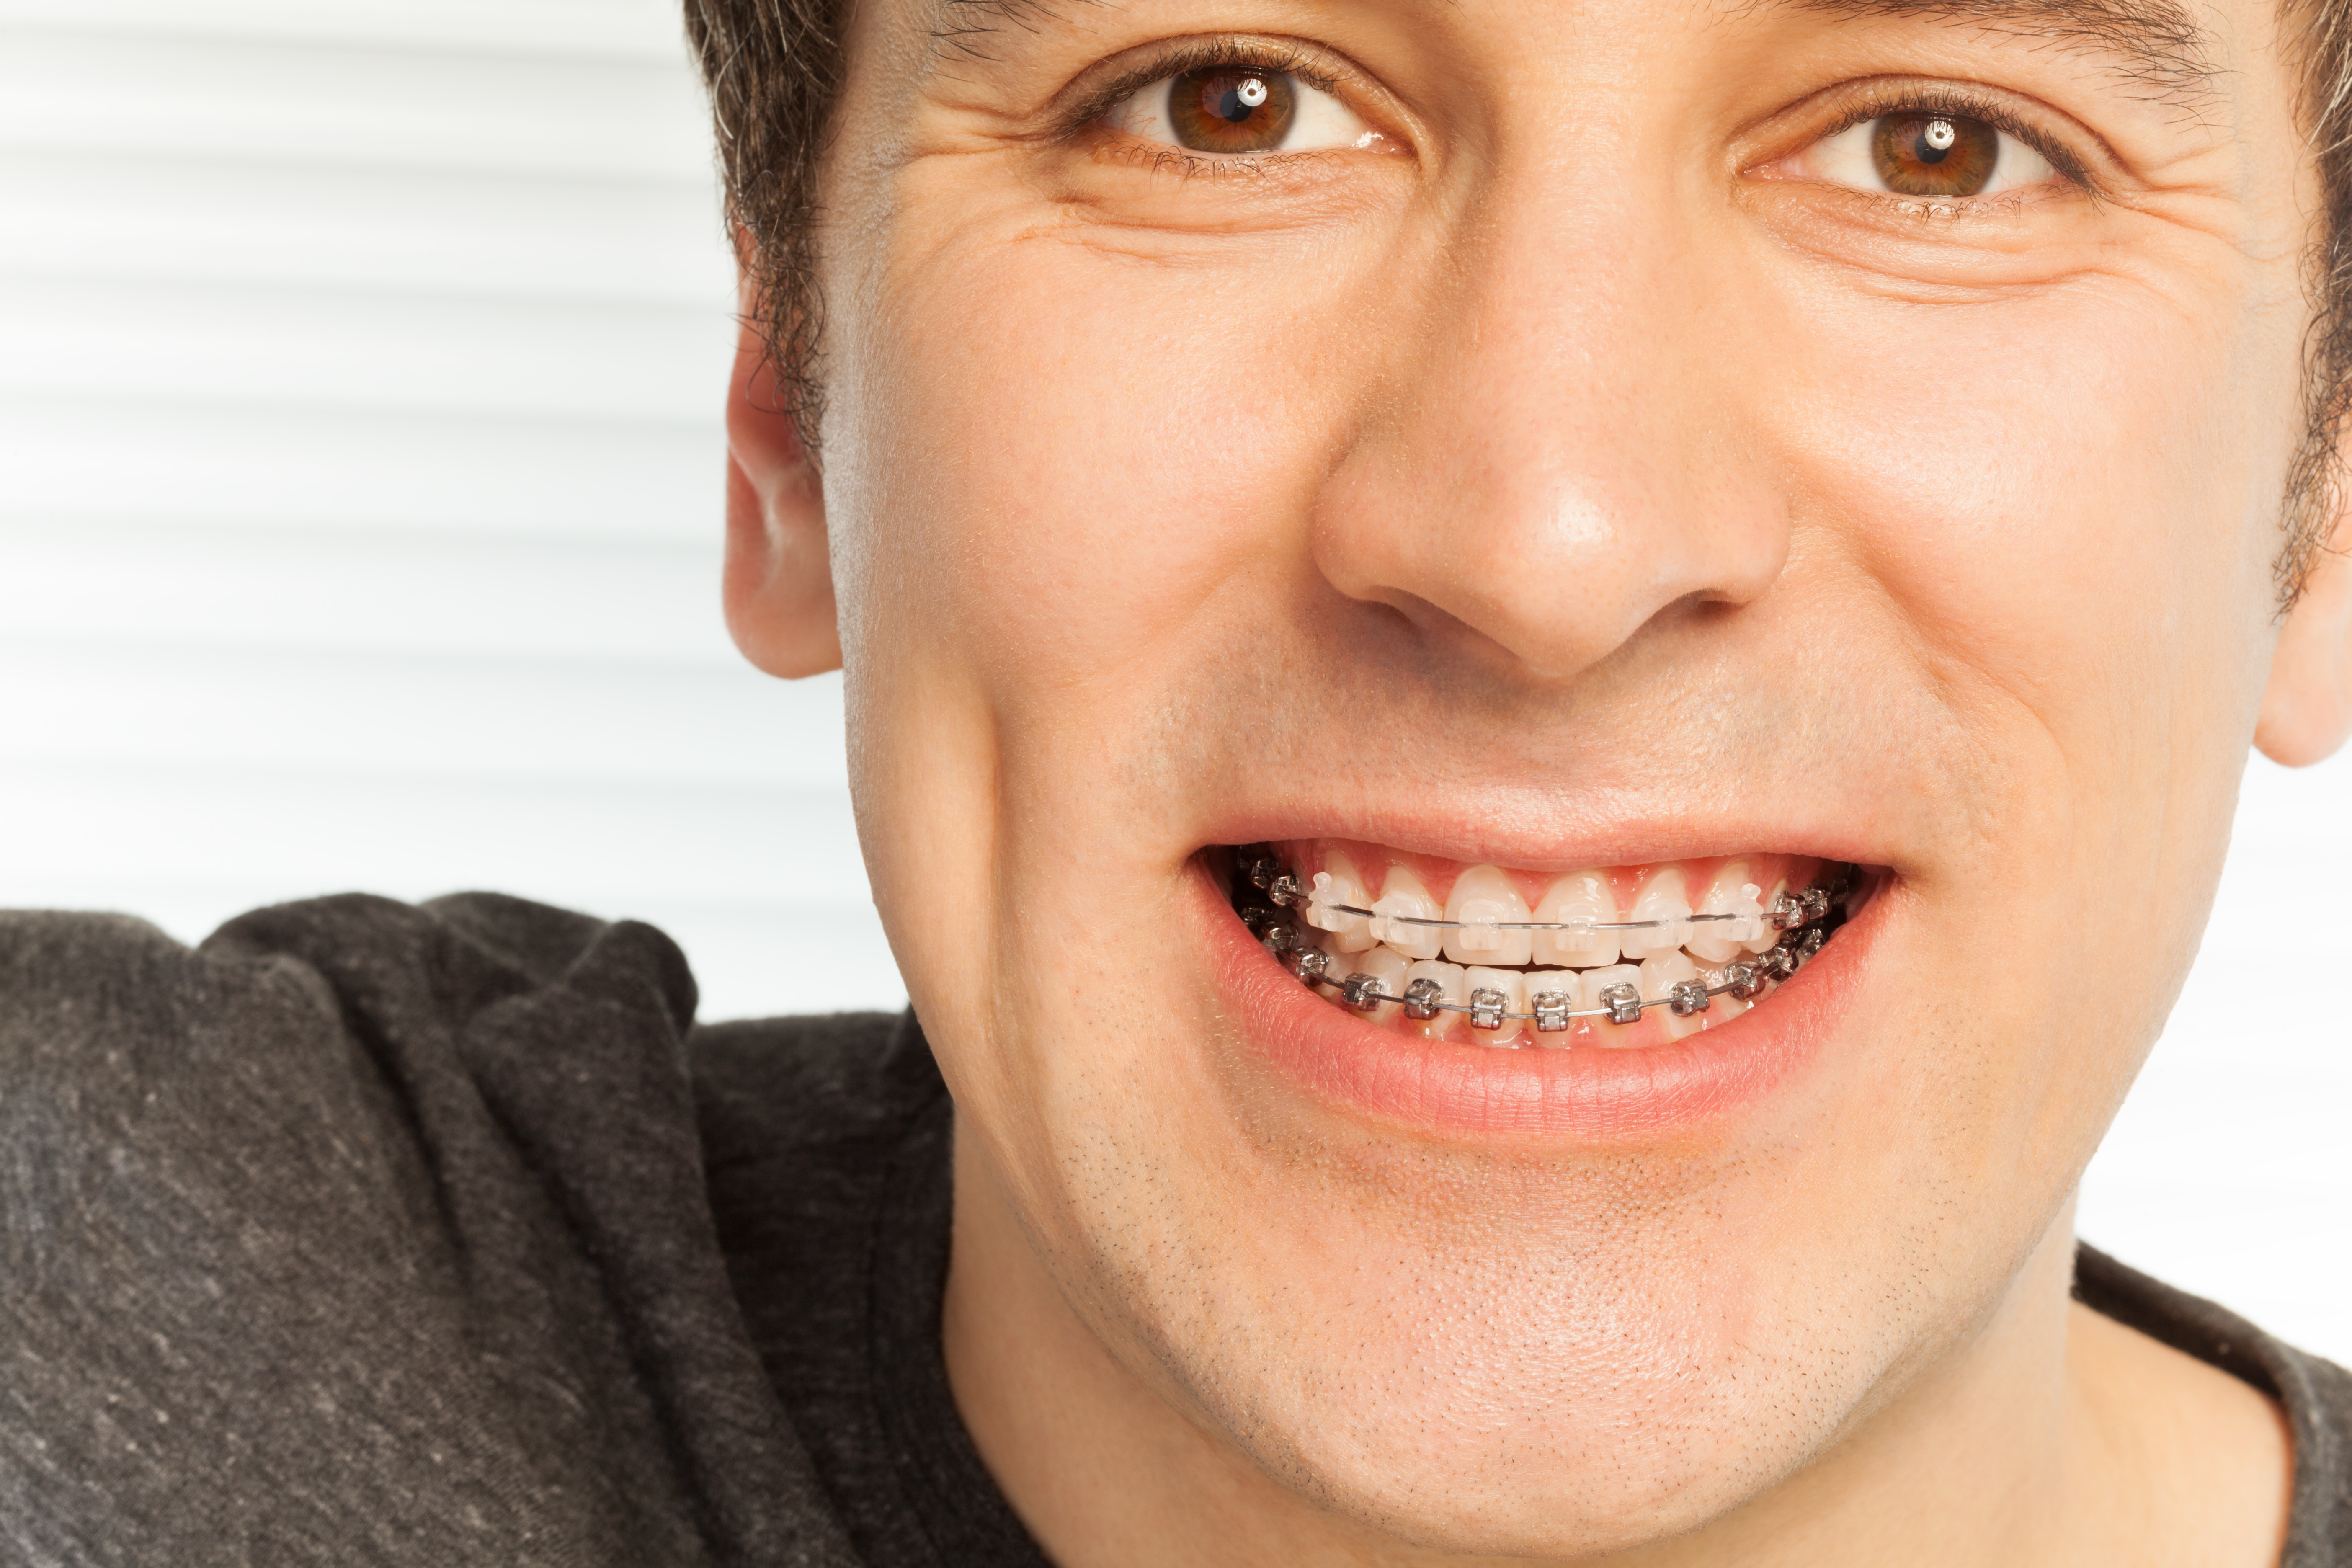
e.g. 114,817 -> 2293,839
721,0 -> 2352,1558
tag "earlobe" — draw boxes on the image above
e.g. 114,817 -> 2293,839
2255,493 -> 2352,766
723,308 -> 842,679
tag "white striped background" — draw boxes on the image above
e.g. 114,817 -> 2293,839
0,0 -> 902,1030
0,0 -> 2342,1362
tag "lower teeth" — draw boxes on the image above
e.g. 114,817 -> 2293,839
1230,848 -> 1850,1040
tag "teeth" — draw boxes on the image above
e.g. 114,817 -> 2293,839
1532,871 -> 1620,967
1304,852 -> 1380,953
1640,950 -> 1704,1040
1524,970 -> 1579,1042
1343,946 -> 1413,1026
1402,959 -> 1467,1039
1697,961 -> 1752,1023
1688,861 -> 1768,963
1369,866 -> 1444,961
1581,963 -> 1642,1041
1619,868 -> 1693,961
1288,935 -> 1337,988
1462,966 -> 1527,1045
1259,846 -> 1846,1051
1742,876 -> 1790,954
1442,864 -> 1534,965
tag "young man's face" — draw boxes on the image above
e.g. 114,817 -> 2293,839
732,0 -> 2341,1550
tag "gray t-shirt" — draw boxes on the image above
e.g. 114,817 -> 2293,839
0,894 -> 2342,1565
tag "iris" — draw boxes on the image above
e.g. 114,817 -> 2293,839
1168,68 -> 1297,153
1871,113 -> 2000,197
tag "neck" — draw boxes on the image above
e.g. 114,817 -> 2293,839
941,1123 -> 2291,1568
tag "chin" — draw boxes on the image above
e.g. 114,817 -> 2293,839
1131,1225 -> 1863,1560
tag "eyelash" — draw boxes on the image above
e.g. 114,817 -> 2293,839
1067,52 -> 2093,199
1063,37 -> 1350,169
1813,82 -> 2093,194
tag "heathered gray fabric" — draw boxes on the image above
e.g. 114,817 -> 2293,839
694,1011 -> 1046,1566
0,893 -> 2342,1565
0,894 -> 869,1567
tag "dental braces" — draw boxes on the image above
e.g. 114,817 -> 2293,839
1233,848 -> 1848,1033
1240,852 -> 1835,936
1259,917 -> 1825,1028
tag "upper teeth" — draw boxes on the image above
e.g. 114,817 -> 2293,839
1286,871 -> 1817,935
1243,849 -> 1844,1037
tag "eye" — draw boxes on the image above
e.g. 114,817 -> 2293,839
1799,112 -> 2057,200
1103,64 -> 1380,155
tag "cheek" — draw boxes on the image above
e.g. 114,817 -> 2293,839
818,211 -> 1386,1080
846,237 -> 1359,703
1772,287 -> 2275,765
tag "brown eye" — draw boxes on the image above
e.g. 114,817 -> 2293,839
1870,114 -> 2000,197
1166,68 -> 1297,154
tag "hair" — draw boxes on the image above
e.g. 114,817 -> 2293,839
2282,0 -> 2352,605
683,0 -> 2352,606
683,0 -> 844,441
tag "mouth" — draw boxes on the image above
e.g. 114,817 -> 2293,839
1223,841 -> 1864,1053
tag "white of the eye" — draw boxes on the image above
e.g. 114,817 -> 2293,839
1801,117 -> 2058,199
1105,71 -> 1377,153
1279,79 -> 1376,151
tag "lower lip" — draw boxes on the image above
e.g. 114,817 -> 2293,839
1199,863 -> 1876,1142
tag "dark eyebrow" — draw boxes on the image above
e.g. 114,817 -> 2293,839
1789,0 -> 2220,105
930,0 -> 1101,61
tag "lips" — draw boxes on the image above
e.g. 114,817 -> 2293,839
1199,842 -> 1881,1141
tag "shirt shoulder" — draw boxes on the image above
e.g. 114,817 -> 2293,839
687,1004 -> 940,1422
0,895 -> 862,1568
690,1012 -> 1047,1568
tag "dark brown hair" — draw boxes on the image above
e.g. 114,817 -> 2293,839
682,0 -> 2352,604
2281,0 -> 2352,604
684,0 -> 845,440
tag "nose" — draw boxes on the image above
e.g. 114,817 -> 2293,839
1310,170 -> 1790,686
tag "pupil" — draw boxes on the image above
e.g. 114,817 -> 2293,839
1220,76 -> 1269,122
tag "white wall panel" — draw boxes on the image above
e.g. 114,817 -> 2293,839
0,0 -> 892,1025
0,0 -> 683,57
0,155 -> 725,302
1,396 -> 720,538
0,276 -> 718,418
0,642 -> 838,786
2080,752 -> 2352,1363
0,0 -> 2342,1371
0,28 -> 710,175
0,521 -> 740,663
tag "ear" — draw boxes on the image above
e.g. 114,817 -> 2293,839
2256,486 -> 2352,766
723,301 -> 841,678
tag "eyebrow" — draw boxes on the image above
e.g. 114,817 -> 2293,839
932,0 -> 2222,105
1791,0 -> 2221,104
930,0 -> 1092,60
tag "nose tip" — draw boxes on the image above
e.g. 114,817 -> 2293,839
1301,160 -> 1795,686
1311,433 -> 1790,685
